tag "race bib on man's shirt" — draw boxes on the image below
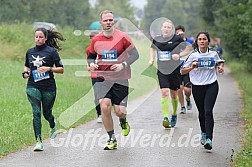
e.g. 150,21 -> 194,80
101,50 -> 118,62
32,70 -> 50,82
197,57 -> 215,69
158,51 -> 171,61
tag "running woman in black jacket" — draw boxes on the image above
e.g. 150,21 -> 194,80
22,27 -> 65,151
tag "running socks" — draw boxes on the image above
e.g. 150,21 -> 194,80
107,130 -> 116,140
161,98 -> 169,117
171,97 -> 178,115
119,117 -> 126,123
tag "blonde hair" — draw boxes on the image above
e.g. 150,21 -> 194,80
99,10 -> 113,20
164,19 -> 173,24
163,19 -> 174,27
163,19 -> 175,31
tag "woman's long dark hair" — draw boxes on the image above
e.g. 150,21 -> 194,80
35,27 -> 65,51
192,31 -> 210,52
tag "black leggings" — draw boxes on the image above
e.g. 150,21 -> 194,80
92,78 -> 102,116
26,87 -> 56,141
192,81 -> 219,140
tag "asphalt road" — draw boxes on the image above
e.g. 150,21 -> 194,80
0,67 -> 243,167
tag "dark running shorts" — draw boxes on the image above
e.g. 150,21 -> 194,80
157,70 -> 180,90
179,73 -> 192,88
93,79 -> 129,106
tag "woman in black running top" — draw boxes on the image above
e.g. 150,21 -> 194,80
22,27 -> 65,151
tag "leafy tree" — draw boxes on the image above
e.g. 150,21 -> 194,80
93,0 -> 136,22
181,0 -> 203,37
214,0 -> 248,57
28,0 -> 55,23
0,0 -> 91,29
142,0 -> 167,34
142,0 -> 203,38
29,0 -> 90,29
161,0 -> 185,26
200,0 -> 216,26
0,0 -> 30,23
205,0 -> 252,72
235,0 -> 252,71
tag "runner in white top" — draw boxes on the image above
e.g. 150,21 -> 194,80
181,31 -> 224,150
183,47 -> 224,85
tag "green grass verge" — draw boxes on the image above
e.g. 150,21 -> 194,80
0,60 -> 95,156
228,61 -> 252,167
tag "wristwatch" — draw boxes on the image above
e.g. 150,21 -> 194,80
22,71 -> 30,78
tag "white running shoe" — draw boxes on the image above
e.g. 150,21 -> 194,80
49,119 -> 57,139
34,140 -> 44,151
97,115 -> 102,123
180,107 -> 186,114
186,99 -> 192,110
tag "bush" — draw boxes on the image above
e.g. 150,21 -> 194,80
0,23 -> 91,60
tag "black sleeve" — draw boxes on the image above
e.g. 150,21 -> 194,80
52,50 -> 63,67
87,52 -> 97,66
125,47 -> 139,65
150,39 -> 157,49
24,51 -> 30,67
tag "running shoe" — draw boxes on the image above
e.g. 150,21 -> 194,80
204,138 -> 212,150
170,115 -> 177,127
200,133 -> 206,145
104,139 -> 117,150
186,99 -> 192,110
97,115 -> 102,123
180,107 -> 186,114
49,119 -> 57,139
120,121 -> 130,136
34,139 -> 44,151
162,117 -> 171,128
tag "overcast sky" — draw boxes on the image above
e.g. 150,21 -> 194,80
130,0 -> 147,9
89,0 -> 147,9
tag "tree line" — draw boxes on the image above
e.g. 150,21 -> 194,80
0,0 -> 92,29
0,0 -> 136,29
1,0 -> 251,71
201,0 -> 252,71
